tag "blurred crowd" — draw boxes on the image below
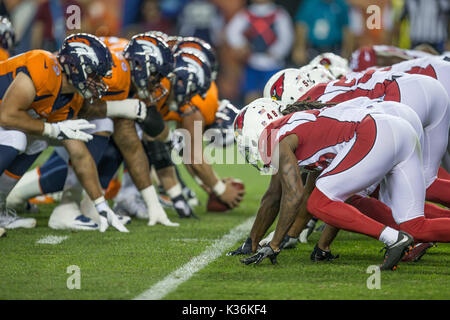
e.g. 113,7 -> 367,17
1,0 -> 449,106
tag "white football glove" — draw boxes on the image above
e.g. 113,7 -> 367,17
106,99 -> 147,121
99,206 -> 130,233
148,206 -> 180,227
43,119 -> 96,142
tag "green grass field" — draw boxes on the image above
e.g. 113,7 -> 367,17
1,148 -> 449,300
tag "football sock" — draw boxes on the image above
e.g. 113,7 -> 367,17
424,202 -> 450,219
307,188 -> 386,240
378,226 -> 400,246
348,195 -> 398,229
426,178 -> 450,208
400,216 -> 450,242
438,167 -> 450,180
5,168 -> 41,207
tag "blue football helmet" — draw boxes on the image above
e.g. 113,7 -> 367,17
146,30 -> 169,42
123,33 -> 174,101
171,51 -> 212,107
0,16 -> 14,51
57,33 -> 113,100
166,35 -> 183,49
173,37 -> 218,81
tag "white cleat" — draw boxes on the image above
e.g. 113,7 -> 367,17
299,219 -> 317,243
259,231 -> 274,247
0,208 -> 36,229
113,195 -> 148,220
0,227 -> 6,237
48,203 -> 100,231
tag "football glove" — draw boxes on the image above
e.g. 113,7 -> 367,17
106,99 -> 147,121
43,119 -> 96,142
227,237 -> 254,256
148,206 -> 180,227
240,243 -> 280,265
99,206 -> 129,233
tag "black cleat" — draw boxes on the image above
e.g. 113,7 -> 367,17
402,242 -> 435,262
380,231 -> 414,271
310,244 -> 339,262
172,195 -> 198,219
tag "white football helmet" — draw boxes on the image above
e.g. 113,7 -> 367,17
299,64 -> 335,85
263,68 -> 314,105
233,98 -> 283,172
310,52 -> 350,78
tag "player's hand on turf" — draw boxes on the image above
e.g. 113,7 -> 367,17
240,243 -> 280,265
219,181 -> 245,208
227,237 -> 254,256
148,207 -> 180,227
43,119 -> 96,142
100,207 -> 129,233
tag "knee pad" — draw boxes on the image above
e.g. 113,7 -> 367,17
142,140 -> 173,170
139,106 -> 165,137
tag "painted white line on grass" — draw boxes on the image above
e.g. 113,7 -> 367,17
134,216 -> 255,300
36,235 -> 69,245
171,238 -> 217,242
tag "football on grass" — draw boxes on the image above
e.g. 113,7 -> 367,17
207,179 -> 245,212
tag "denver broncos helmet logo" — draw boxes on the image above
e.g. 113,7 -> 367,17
270,73 -> 285,101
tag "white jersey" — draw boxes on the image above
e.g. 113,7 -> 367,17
383,55 -> 450,98
298,68 -> 404,104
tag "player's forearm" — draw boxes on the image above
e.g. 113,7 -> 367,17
271,139 -> 304,250
63,139 -> 103,201
189,161 -> 219,189
0,110 -> 45,136
287,171 -> 319,237
77,100 -> 107,120
250,189 -> 281,252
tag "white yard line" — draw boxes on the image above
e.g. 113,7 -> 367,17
36,235 -> 69,245
134,216 -> 255,300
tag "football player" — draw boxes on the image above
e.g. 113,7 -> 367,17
233,97 -> 450,270
268,65 -> 450,209
123,35 -> 245,211
257,66 -> 450,259
7,34 -> 179,228
0,33 -> 136,230
350,44 -> 438,72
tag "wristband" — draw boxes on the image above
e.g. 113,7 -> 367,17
212,180 -> 226,196
43,122 -> 58,139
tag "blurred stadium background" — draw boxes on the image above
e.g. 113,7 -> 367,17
2,0 -> 448,109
